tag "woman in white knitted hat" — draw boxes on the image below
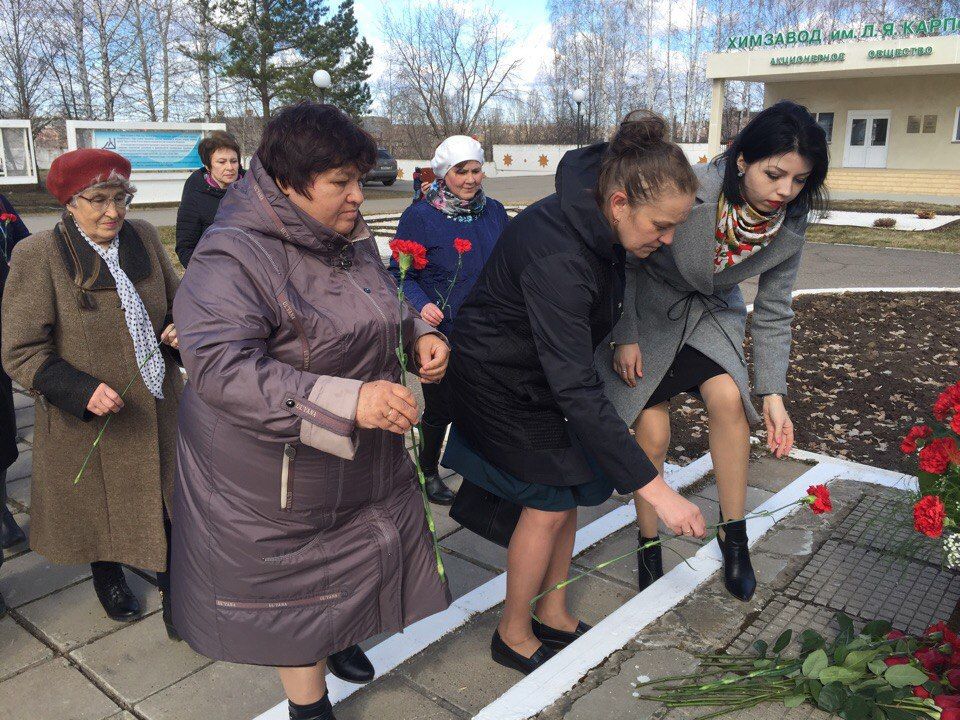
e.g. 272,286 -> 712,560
388,135 -> 509,503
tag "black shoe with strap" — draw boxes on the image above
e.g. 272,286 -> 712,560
91,562 -> 142,622
716,516 -> 757,602
327,644 -> 375,684
490,630 -> 556,675
532,619 -> 592,651
637,533 -> 664,591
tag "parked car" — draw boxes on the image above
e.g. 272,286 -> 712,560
363,148 -> 398,186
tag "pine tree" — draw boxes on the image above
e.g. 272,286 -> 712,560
218,0 -> 372,118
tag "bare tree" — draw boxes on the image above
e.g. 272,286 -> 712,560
0,0 -> 49,118
381,2 -> 522,146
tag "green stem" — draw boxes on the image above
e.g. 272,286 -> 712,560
74,345 -> 162,485
397,269 -> 446,583
437,254 -> 463,313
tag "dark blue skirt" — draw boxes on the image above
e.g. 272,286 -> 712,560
442,427 -> 615,511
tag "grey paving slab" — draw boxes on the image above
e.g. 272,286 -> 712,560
566,647 -> 699,720
728,596 -> 840,655
693,481 -> 775,514
12,392 -> 32,411
440,529 -> 507,572
18,427 -> 33,445
105,713 -> 138,720
135,660 -> 285,720
16,575 -> 159,651
334,674 -> 461,720
4,476 -> 29,510
15,403 -> 34,430
743,456 -> 817,494
785,538 -> 960,635
663,700 -> 833,720
400,573 -> 635,715
0,658 -> 121,720
70,612 -> 211,705
832,490 -> 942,564
5,449 -> 31,483
0,614 -> 54,681
0,550 -> 90,608
428,501 -> 461,540
575,524 -> 703,588
441,552 -> 497,601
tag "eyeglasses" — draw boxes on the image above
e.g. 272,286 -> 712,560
76,193 -> 133,213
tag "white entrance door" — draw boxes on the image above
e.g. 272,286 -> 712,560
843,111 -> 890,168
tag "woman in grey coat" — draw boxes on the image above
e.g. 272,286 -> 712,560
171,103 -> 451,720
598,101 -> 829,601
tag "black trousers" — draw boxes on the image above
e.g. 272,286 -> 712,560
420,378 -> 453,474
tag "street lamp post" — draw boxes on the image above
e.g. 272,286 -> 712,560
312,69 -> 332,103
571,88 -> 586,149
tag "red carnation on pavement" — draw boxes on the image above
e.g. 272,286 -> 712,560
917,647 -> 949,671
884,656 -> 910,666
453,237 -> 473,255
919,437 -> 957,475
927,622 -> 960,646
804,484 -> 832,514
389,239 -> 428,271
887,629 -> 906,640
901,424 -> 933,454
915,495 -> 947,538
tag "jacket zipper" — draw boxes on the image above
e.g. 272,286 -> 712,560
280,443 -> 296,510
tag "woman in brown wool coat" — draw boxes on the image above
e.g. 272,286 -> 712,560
1,149 -> 182,631
170,103 -> 451,720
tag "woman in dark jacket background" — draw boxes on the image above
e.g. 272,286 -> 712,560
174,130 -> 242,268
389,135 -> 508,504
445,113 -> 706,675
0,194 -> 29,616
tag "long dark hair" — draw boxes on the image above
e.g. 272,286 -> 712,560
719,100 -> 829,215
598,111 -> 698,206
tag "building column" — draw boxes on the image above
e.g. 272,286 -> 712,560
707,78 -> 725,158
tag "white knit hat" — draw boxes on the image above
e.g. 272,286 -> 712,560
430,135 -> 485,180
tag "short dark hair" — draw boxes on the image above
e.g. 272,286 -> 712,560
598,111 -> 699,206
198,130 -> 241,169
719,100 -> 829,215
258,102 -> 377,198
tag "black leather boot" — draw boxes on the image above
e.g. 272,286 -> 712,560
419,424 -> 454,505
289,692 -> 337,720
0,474 -> 25,549
490,630 -> 555,675
91,562 -> 142,622
0,589 -> 6,618
160,589 -> 181,641
637,533 -> 664,591
717,517 -> 756,602
327,644 -> 374,683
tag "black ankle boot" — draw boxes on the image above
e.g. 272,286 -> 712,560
717,517 -> 756,602
423,472 -> 454,505
160,589 -> 181,641
0,505 -> 25,549
327,644 -> 374,683
91,562 -> 141,622
419,423 -> 454,505
637,533 -> 664,591
0,589 -> 7,618
289,692 -> 336,720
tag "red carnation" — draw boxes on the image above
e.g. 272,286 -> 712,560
453,237 -> 473,255
947,669 -> 960,688
389,239 -> 428,271
927,622 -> 960,646
917,647 -> 949,671
914,685 -> 932,698
902,424 -> 933,454
952,412 -> 960,436
885,656 -> 910,666
920,437 -> 958,475
805,484 -> 832,514
936,694 -> 960,709
942,709 -> 960,720
936,384 -> 960,420
0,212 -> 16,223
887,629 -> 907,640
915,495 -> 948,538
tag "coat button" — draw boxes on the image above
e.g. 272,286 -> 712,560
285,399 -> 295,408
363,287 -> 371,293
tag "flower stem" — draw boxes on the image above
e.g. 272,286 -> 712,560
74,345 -> 162,485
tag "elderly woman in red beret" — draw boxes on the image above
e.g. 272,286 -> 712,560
0,149 -> 182,632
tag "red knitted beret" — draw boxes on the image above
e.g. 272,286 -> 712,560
46,149 -> 132,205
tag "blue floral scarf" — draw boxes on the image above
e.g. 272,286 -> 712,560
424,179 -> 487,222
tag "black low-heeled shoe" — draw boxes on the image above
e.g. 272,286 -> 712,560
491,630 -> 555,675
424,472 -> 455,505
532,619 -> 592,651
637,533 -> 664,591
91,563 -> 142,622
327,644 -> 375,684
717,517 -> 757,602
0,505 -> 25,549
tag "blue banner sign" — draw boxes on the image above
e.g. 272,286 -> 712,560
92,129 -> 202,170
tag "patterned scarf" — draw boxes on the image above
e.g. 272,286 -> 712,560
714,193 -> 786,273
76,225 -> 166,400
423,179 -> 487,222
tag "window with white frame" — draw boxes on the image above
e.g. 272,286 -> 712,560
954,107 -> 960,142
816,112 -> 835,143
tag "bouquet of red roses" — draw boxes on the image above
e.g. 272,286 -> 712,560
901,380 -> 960,566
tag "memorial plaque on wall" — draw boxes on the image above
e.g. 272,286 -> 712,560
907,116 -> 921,134
91,129 -> 203,170
923,115 -> 938,134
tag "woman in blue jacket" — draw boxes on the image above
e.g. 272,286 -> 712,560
389,135 -> 508,504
